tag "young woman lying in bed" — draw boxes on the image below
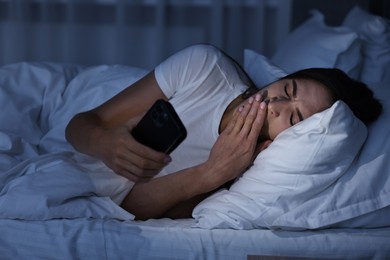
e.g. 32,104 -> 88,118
65,44 -> 382,220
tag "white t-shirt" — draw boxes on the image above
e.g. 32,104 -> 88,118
154,44 -> 250,177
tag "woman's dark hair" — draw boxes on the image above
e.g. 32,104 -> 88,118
282,68 -> 382,125
242,68 -> 382,125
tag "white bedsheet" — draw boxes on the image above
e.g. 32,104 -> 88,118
0,218 -> 389,259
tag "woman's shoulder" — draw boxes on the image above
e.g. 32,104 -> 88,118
155,43 -> 249,99
179,44 -> 251,87
156,44 -> 224,74
183,44 -> 223,56
175,44 -> 226,65
187,44 -> 252,86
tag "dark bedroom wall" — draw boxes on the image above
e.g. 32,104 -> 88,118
290,0 -> 372,29
370,0 -> 390,18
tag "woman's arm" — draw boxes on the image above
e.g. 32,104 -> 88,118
66,65 -> 267,219
121,94 -> 268,219
66,71 -> 172,182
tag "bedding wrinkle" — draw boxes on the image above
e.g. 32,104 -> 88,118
195,99 -> 370,230
0,63 -> 145,225
0,152 -> 134,221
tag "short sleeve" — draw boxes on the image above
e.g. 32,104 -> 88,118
154,44 -> 224,98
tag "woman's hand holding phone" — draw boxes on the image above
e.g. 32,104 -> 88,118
95,100 -> 186,183
97,117 -> 171,183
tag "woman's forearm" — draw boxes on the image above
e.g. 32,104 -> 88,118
121,162 -> 224,220
65,112 -> 107,157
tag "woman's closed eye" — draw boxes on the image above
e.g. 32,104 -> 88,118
284,83 -> 296,126
286,81 -> 303,126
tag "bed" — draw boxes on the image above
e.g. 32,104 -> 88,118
1,6 -> 390,259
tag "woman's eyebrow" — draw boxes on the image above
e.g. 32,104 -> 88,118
292,79 -> 297,98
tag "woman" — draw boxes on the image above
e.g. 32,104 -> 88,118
66,44 -> 382,220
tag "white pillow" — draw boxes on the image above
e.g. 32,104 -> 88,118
243,49 -> 287,87
271,10 -> 362,79
342,6 -> 390,83
193,101 -> 367,230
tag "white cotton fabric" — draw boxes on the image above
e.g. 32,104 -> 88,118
342,6 -> 390,83
154,44 -> 248,176
244,49 -> 287,87
0,62 -> 143,221
193,101 -> 368,229
272,10 -> 362,79
0,151 -> 133,220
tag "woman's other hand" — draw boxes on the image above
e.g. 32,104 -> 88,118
205,93 -> 268,184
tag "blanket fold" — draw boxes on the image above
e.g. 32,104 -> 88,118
0,62 -> 145,221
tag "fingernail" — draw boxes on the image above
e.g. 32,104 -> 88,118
255,93 -> 261,101
238,105 -> 244,112
164,156 -> 172,163
261,90 -> 268,99
260,102 -> 266,110
248,96 -> 254,104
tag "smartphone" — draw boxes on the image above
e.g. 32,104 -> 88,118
131,99 -> 187,154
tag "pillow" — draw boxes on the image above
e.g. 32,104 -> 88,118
243,49 -> 287,87
342,6 -> 390,83
271,10 -> 362,79
193,101 -> 367,230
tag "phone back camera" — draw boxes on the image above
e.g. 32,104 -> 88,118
152,104 -> 168,127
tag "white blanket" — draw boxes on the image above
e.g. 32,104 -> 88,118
0,62 -> 147,221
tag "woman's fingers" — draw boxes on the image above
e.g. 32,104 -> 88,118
100,125 -> 171,182
248,101 -> 267,140
232,97 -> 253,134
230,92 -> 266,138
239,95 -> 262,135
205,91 -> 269,182
119,137 -> 171,178
114,157 -> 162,182
126,140 -> 170,168
226,96 -> 253,135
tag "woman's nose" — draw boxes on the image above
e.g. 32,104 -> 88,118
267,99 -> 286,117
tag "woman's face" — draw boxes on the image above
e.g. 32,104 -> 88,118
257,78 -> 333,141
